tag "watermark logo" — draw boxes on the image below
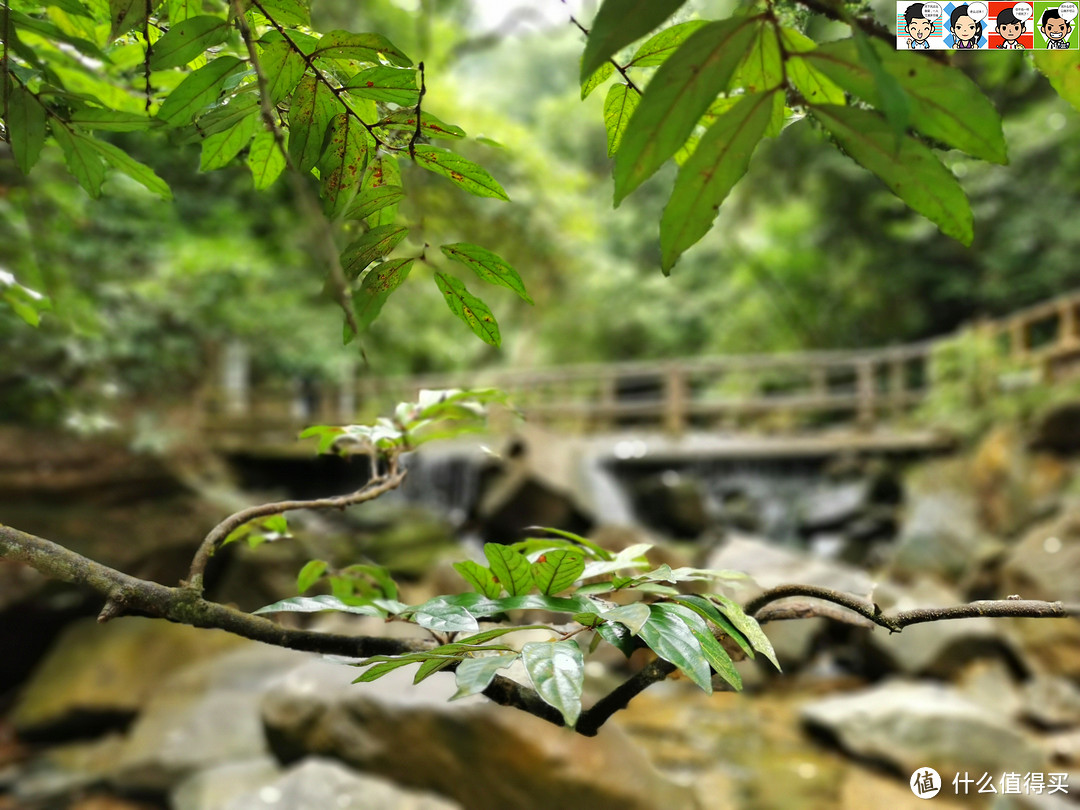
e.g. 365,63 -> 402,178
911,767 -> 942,799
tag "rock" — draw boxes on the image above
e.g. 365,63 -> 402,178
956,659 -> 1023,718
704,535 -> 874,598
888,459 -> 998,582
715,488 -> 760,532
801,680 -> 1045,777
1021,675 -> 1080,729
797,481 -> 870,533
171,758 -> 281,810
222,758 -> 461,810
261,660 -> 697,810
112,644 -> 309,791
11,735 -> 126,802
12,617 -> 242,740
632,471 -> 709,539
867,579 -> 1017,678
1001,510 -> 1080,602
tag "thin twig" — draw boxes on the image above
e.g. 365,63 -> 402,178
143,0 -> 152,112
186,466 -> 406,592
2,1 -> 11,132
560,0 -> 642,95
408,61 -> 425,160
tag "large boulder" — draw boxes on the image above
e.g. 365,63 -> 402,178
172,758 -> 281,810
801,680 -> 1045,777
112,645 -> 309,791
260,659 -> 698,810
888,459 -> 999,582
703,535 -> 874,597
223,758 -> 461,810
11,617 -> 242,740
631,471 -> 710,539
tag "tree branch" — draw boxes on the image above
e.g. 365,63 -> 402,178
186,466 -> 407,592
0,524 -> 426,658
2,523 -> 1078,738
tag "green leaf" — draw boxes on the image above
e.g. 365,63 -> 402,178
193,95 -> 260,137
732,22 -> 783,94
84,137 -> 172,198
6,86 -> 47,174
258,40 -> 307,105
1,272 -> 51,327
200,112 -> 257,171
345,185 -> 405,221
158,56 -> 245,125
341,225 -> 409,279
255,0 -> 310,27
424,592 -> 598,617
603,82 -> 639,158
613,15 -> 761,204
672,594 -> 754,660
453,653 -> 518,699
531,550 -> 586,595
811,104 -> 972,245
1034,50 -> 1080,114
599,602 -> 651,634
580,0 -> 688,81
596,620 -> 636,656
660,90 -> 775,272
354,654 -> 452,683
439,242 -> 531,304
287,73 -> 343,174
150,15 -> 229,70
377,109 -> 465,140
852,28 -> 909,147
785,55 -> 846,106
66,109 -> 157,131
637,603 -> 712,692
803,38 -> 1006,165
51,126 -> 106,197
359,152 -> 402,226
169,0 -> 202,22
109,0 -> 148,39
483,543 -> 533,596
521,640 -> 585,727
312,30 -> 411,66
453,560 -> 502,598
246,129 -> 286,189
709,593 -> 780,671
319,112 -> 371,218
657,602 -> 741,690
352,257 -> 413,329
626,20 -> 708,67
414,655 -> 457,684
525,527 -> 614,560
252,595 -> 384,616
434,273 -> 501,347
412,145 -> 509,201
345,65 -> 419,105
581,60 -> 614,100
296,559 -> 327,594
412,601 -> 479,633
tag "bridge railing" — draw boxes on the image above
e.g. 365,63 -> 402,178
201,289 -> 1080,444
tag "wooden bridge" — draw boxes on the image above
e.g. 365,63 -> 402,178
202,290 -> 1080,456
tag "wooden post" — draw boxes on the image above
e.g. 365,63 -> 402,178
663,366 -> 688,435
1058,300 -> 1079,349
890,357 -> 906,415
1011,319 -> 1029,360
598,374 -> 617,431
811,367 -> 828,400
856,359 -> 875,430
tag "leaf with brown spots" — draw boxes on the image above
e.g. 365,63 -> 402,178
109,0 -> 151,40
377,109 -> 465,140
345,185 -> 405,222
149,15 -> 230,70
318,112 -> 372,219
434,273 -> 501,347
440,242 -> 531,304
287,75 -> 344,174
311,30 -> 412,67
340,225 -> 409,279
345,65 -> 419,106
352,257 -> 414,330
1034,50 -> 1080,115
412,145 -> 509,201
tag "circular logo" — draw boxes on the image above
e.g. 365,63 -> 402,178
910,767 -> 942,799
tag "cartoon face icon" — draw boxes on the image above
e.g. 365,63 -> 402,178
907,15 -> 934,40
999,20 -> 1023,38
1041,9 -> 1072,39
954,14 -> 979,37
